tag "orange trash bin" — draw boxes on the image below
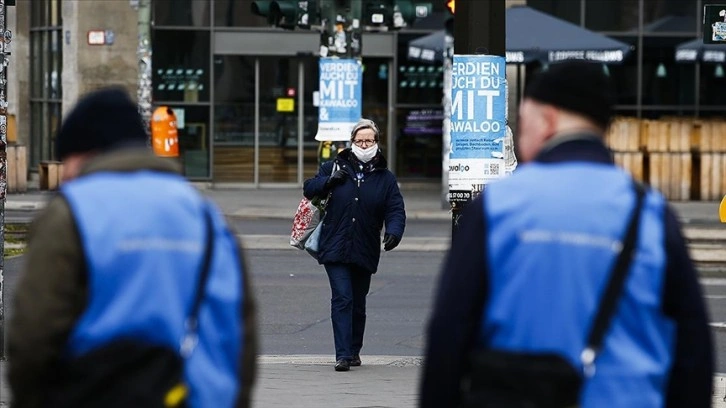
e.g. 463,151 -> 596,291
151,106 -> 179,157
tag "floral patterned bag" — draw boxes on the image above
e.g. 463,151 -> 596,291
290,163 -> 337,251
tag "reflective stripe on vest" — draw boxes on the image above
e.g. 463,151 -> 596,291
482,162 -> 675,408
62,171 -> 243,407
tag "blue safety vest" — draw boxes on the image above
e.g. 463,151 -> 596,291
62,170 -> 244,407
482,162 -> 675,407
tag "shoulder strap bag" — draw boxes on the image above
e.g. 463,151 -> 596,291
290,161 -> 338,253
303,161 -> 339,259
460,181 -> 646,408
46,204 -> 216,408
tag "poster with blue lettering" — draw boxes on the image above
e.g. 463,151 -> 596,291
315,58 -> 362,141
448,55 -> 507,191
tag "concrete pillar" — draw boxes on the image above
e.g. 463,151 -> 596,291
8,1 -> 29,145
62,1 -> 138,116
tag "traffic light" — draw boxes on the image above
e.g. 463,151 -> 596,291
444,0 -> 454,35
392,1 -> 431,28
445,0 -> 454,14
364,0 -> 393,27
362,1 -> 431,30
251,1 -> 272,20
251,0 -> 318,30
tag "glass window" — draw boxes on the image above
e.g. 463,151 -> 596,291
212,55 -> 254,182
397,34 -> 444,105
50,0 -> 61,26
258,57 -> 300,183
700,63 -> 726,106
302,57 -> 321,177
214,0 -> 272,27
640,107 -> 695,119
31,1 -> 45,26
214,55 -> 255,145
642,0 -> 697,34
50,30 -> 62,99
31,33 -> 42,99
153,0 -> 210,27
362,58 -> 390,148
529,0 -> 582,25
585,0 -> 639,32
698,108 -> 726,119
162,105 -> 211,179
30,102 -> 43,165
30,0 -> 62,167
396,107 -> 443,178
152,30 -> 210,102
608,36 -> 639,106
642,37 -> 696,106
609,63 -> 639,106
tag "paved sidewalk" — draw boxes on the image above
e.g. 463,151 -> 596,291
1,356 -> 422,408
3,186 -> 723,224
6,358 -> 726,407
0,187 -> 724,407
253,355 -> 421,408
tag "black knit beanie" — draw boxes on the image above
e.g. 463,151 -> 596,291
523,60 -> 616,129
56,87 -> 147,160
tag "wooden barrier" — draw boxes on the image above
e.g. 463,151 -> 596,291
613,152 -> 645,183
649,152 -> 692,201
701,153 -> 726,201
39,160 -> 63,190
698,120 -> 726,153
7,144 -> 27,193
607,117 -> 726,201
606,117 -> 642,152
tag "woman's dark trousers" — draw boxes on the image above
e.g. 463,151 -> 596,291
324,263 -> 372,361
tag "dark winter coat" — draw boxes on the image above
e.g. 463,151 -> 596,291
303,148 -> 406,274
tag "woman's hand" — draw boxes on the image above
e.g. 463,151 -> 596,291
326,169 -> 347,188
383,234 -> 401,251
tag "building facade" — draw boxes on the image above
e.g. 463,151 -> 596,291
10,0 -> 722,186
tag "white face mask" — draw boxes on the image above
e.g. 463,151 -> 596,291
351,143 -> 377,163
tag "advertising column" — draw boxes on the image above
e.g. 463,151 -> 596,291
315,58 -> 362,163
448,55 -> 507,229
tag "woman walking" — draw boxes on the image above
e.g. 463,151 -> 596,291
303,118 -> 406,372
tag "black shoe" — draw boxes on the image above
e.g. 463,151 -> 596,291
334,358 -> 350,372
350,355 -> 361,367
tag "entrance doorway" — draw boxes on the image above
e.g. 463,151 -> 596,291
210,30 -> 395,185
213,55 -> 319,185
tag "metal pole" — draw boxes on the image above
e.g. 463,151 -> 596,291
320,0 -> 362,59
453,0 -> 506,56
316,0 -> 362,164
450,0 -> 506,233
0,0 -> 11,360
636,0 -> 643,119
442,30 -> 453,210
137,0 -> 152,138
298,60 -> 304,185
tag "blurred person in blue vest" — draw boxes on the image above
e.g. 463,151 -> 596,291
420,60 -> 712,407
8,88 -> 256,408
304,118 -> 406,372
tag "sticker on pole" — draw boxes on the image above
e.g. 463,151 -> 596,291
448,55 -> 507,189
315,58 -> 362,141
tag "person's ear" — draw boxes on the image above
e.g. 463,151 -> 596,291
540,105 -> 560,142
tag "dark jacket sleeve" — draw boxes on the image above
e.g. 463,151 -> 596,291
420,196 -> 488,408
303,161 -> 334,200
8,196 -> 88,408
383,172 -> 406,239
661,205 -> 713,408
234,240 -> 257,408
